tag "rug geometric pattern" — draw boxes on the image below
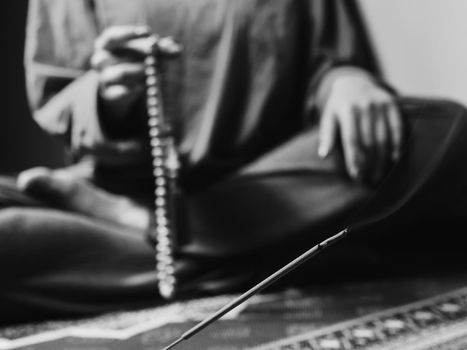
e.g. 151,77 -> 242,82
1,274 -> 467,350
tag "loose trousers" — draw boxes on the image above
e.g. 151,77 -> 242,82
1,98 -> 467,322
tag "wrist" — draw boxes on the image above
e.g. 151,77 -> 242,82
316,66 -> 379,110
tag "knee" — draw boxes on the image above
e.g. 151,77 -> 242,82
400,97 -> 467,123
429,99 -> 467,126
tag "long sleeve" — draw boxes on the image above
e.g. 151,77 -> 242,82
24,0 -> 147,166
304,0 -> 381,119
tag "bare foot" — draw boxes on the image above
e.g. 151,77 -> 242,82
17,167 -> 150,231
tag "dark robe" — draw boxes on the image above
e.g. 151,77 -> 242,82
1,0 -> 467,323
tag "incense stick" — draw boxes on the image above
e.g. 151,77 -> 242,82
161,227 -> 350,350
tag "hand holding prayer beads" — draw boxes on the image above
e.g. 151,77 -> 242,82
90,26 -> 181,121
123,35 -> 182,57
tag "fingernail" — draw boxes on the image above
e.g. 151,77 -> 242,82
318,145 -> 329,158
349,158 -> 362,178
392,150 -> 400,161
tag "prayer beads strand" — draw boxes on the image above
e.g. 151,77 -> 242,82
144,37 -> 179,300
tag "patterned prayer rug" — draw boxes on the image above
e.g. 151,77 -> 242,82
250,283 -> 467,350
1,274 -> 467,350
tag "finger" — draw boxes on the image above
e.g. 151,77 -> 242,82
100,84 -> 144,102
99,63 -> 145,87
90,50 -> 119,71
158,36 -> 183,56
318,105 -> 337,158
339,107 -> 362,180
122,35 -> 183,56
357,103 -> 375,149
357,102 -> 376,182
91,48 -> 146,72
371,108 -> 389,184
95,25 -> 151,51
386,101 -> 404,161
